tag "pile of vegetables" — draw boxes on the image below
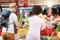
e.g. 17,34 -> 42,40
17,28 -> 28,38
40,27 -> 57,36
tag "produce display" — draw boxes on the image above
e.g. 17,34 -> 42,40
40,16 -> 60,40
40,27 -> 57,36
57,32 -> 60,39
2,6 -> 60,40
17,12 -> 60,40
17,28 -> 28,38
55,24 -> 60,32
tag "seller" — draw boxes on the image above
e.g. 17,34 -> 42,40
45,7 -> 57,28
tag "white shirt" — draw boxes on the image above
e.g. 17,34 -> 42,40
2,13 -> 18,33
26,15 -> 43,40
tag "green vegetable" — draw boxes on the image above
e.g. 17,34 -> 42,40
40,37 -> 48,40
55,24 -> 60,32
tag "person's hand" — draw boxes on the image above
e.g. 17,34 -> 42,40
14,20 -> 23,29
17,25 -> 23,29
52,21 -> 57,25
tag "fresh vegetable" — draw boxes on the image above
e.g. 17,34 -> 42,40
17,28 -> 28,37
55,24 -> 60,32
57,32 -> 60,39
40,27 -> 54,36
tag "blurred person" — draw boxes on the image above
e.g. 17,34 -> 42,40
2,3 -> 23,40
25,5 -> 44,40
45,7 -> 53,27
45,7 -> 57,28
9,2 -> 19,34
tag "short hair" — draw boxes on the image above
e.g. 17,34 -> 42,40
32,5 -> 42,15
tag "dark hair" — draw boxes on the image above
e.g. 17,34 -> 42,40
30,11 -> 34,16
32,5 -> 42,15
0,5 -> 2,11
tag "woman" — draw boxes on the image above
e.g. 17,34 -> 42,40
25,5 -> 44,40
45,7 -> 56,28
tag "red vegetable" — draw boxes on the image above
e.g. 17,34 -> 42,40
40,27 -> 54,36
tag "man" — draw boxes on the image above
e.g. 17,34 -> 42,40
9,2 -> 19,34
2,3 -> 22,40
25,5 -> 44,40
